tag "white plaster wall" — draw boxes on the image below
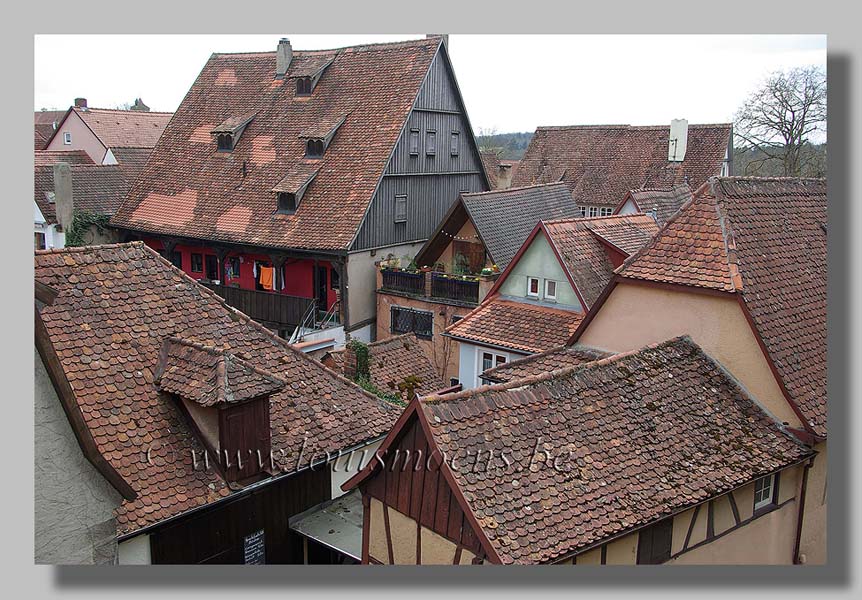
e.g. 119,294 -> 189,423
118,534 -> 152,565
615,198 -> 639,215
458,342 -> 526,389
329,438 -> 383,499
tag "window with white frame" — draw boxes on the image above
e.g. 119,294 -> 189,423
544,279 -> 557,301
600,207 -> 613,216
480,351 -> 507,373
753,474 -> 777,511
589,206 -> 599,218
63,132 -> 72,145
527,276 -> 540,298
577,206 -> 587,218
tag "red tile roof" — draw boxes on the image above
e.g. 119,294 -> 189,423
33,164 -> 132,225
34,150 -> 95,167
446,297 -> 584,354
619,177 -> 827,437
543,214 -> 659,308
325,333 -> 447,398
480,345 -> 611,383
34,110 -> 65,150
155,337 -> 286,406
111,37 -> 443,251
72,106 -> 173,149
35,242 -> 399,534
618,183 -> 693,226
420,336 -> 812,564
512,124 -> 731,208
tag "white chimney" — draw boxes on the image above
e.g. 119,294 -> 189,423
276,38 -> 293,79
668,118 -> 689,162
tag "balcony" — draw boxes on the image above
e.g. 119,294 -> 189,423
381,269 -> 426,295
430,272 -> 480,304
200,282 -> 315,329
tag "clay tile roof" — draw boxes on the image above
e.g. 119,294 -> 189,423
446,297 -> 585,354
299,114 -> 346,140
287,53 -> 337,78
73,106 -> 173,148
619,177 -> 827,437
35,242 -> 399,534
481,344 -> 611,383
421,336 -> 813,564
34,110 -> 65,150
34,164 -> 134,224
621,183 -> 693,226
543,214 -> 660,308
462,182 -> 581,269
155,337 -> 285,406
34,150 -> 95,167
110,37 -> 442,251
212,111 -> 257,134
272,163 -> 320,194
327,333 -> 447,397
512,124 -> 731,208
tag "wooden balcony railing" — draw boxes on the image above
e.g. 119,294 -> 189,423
380,269 -> 426,295
430,273 -> 480,304
200,282 -> 315,328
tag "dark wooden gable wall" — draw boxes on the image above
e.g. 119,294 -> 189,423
350,46 -> 489,252
361,414 -> 486,560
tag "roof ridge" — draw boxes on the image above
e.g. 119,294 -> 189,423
536,122 -> 732,131
76,106 -> 174,115
34,240 -> 145,256
423,335 -> 695,406
214,37 -> 437,59
462,181 -> 566,196
482,344 -> 610,379
544,213 -> 656,226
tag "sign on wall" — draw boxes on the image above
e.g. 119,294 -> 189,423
243,529 -> 265,565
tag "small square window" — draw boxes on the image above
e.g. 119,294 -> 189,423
577,206 -> 587,218
426,130 -> 437,156
601,207 -> 613,217
409,129 -> 420,155
191,253 -> 203,273
63,132 -> 72,145
450,131 -> 460,156
35,232 -> 46,251
527,277 -> 540,298
545,279 -> 557,300
217,134 -> 233,152
589,206 -> 599,218
297,77 -> 312,95
278,192 -> 298,214
394,194 -> 408,223
753,474 -> 776,512
306,138 -> 324,158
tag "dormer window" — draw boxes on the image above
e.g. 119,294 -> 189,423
277,192 -> 298,214
297,77 -> 312,96
306,138 -> 325,158
217,133 -> 234,152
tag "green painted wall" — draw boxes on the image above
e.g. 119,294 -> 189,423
498,231 -> 582,310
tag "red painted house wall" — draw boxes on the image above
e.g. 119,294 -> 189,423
143,238 -> 338,309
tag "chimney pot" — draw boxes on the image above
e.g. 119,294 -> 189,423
74,97 -> 87,108
276,38 -> 293,79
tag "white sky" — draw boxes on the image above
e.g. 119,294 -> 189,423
34,34 -> 826,133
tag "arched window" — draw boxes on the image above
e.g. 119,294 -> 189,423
306,138 -> 325,158
217,134 -> 233,152
296,77 -> 312,95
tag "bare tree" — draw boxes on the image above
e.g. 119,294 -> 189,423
734,66 -> 826,177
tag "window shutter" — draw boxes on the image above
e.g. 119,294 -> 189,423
637,517 -> 673,564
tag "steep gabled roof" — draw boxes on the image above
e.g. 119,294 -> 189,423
616,177 -> 827,437
513,124 -> 731,208
34,242 -> 399,535
616,183 -> 693,226
418,336 -> 811,564
415,182 -> 580,270
445,297 -> 584,354
480,344 -> 611,383
34,110 -> 65,150
63,106 -> 173,149
111,37 -> 443,252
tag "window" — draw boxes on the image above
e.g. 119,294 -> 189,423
636,517 -> 673,564
394,194 -> 407,223
600,207 -> 613,217
277,192 -> 298,214
330,267 -> 340,290
63,132 -> 71,145
479,351 -> 508,383
450,131 -> 460,156
425,130 -> 437,156
391,306 -> 433,339
306,138 -> 325,158
451,315 -> 463,325
753,474 -> 777,512
224,256 -> 240,280
191,253 -> 203,273
217,133 -> 233,152
205,255 -> 219,281
589,206 -> 599,218
527,277 -> 540,298
577,206 -> 587,218
34,232 -> 46,251
296,77 -> 312,95
545,279 -> 557,301
409,128 -> 420,155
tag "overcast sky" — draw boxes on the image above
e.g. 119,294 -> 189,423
34,34 -> 826,133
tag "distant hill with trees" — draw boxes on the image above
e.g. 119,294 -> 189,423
476,130 -> 533,159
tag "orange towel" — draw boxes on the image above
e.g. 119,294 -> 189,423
259,266 -> 273,290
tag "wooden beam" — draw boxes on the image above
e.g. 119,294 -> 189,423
383,503 -> 394,565
682,503 -> 701,551
728,491 -> 741,526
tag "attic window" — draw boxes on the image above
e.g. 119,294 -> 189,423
297,77 -> 313,96
306,138 -> 325,158
394,194 -> 408,223
217,133 -> 234,152
450,131 -> 460,156
409,129 -> 420,156
426,130 -> 437,156
63,132 -> 72,145
277,192 -> 298,214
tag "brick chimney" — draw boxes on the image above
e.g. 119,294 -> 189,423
53,162 -> 74,232
343,343 -> 357,380
74,97 -> 87,109
276,38 -> 293,79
